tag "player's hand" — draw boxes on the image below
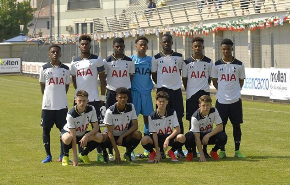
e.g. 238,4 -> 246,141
155,150 -> 161,163
116,136 -> 123,146
115,151 -> 121,164
163,138 -> 169,151
99,100 -> 105,106
80,135 -> 89,148
73,156 -> 79,166
202,135 -> 209,145
199,154 -> 206,162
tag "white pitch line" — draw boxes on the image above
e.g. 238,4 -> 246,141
0,78 -> 39,86
245,107 -> 290,114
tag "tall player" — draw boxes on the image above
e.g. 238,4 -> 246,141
131,36 -> 154,158
182,37 -> 213,158
39,44 -> 70,163
211,38 -> 246,158
151,33 -> 185,158
141,91 -> 186,163
103,37 -> 135,161
70,34 -> 106,162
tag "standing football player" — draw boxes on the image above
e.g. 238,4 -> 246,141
151,33 -> 185,158
130,36 -> 154,158
39,44 -> 70,163
103,37 -> 135,161
211,38 -> 246,158
182,37 -> 213,158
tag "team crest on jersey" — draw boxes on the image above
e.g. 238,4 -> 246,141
219,68 -> 224,71
159,60 -> 164,64
204,64 -> 206,70
168,119 -> 171,125
233,67 -> 236,72
76,121 -> 80,125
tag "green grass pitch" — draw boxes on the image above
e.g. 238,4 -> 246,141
0,75 -> 289,185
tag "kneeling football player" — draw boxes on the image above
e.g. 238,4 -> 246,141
61,90 -> 105,166
141,91 -> 186,162
103,87 -> 142,163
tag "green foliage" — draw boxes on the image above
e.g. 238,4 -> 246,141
0,75 -> 290,185
0,0 -> 34,41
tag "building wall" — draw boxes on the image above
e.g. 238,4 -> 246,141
54,0 -> 131,37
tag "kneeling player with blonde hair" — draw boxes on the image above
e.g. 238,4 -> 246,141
141,91 -> 186,162
61,90 -> 104,166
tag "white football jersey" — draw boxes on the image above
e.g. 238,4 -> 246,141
39,62 -> 70,110
104,103 -> 137,136
70,54 -> 105,102
190,108 -> 222,133
182,56 -> 213,99
211,58 -> 245,104
152,52 -> 183,90
103,55 -> 135,91
63,105 -> 98,137
148,109 -> 179,135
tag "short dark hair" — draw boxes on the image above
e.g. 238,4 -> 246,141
76,90 -> 89,98
162,33 -> 172,40
113,37 -> 124,45
49,44 -> 61,51
135,36 -> 149,44
156,91 -> 169,100
115,87 -> 129,96
221,38 -> 234,46
192,37 -> 204,44
79,34 -> 92,43
199,95 -> 212,104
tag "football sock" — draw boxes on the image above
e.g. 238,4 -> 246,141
131,138 -> 141,150
185,131 -> 195,153
82,141 -> 98,156
143,123 -> 149,135
63,143 -> 71,157
108,146 -> 113,155
142,143 -> 154,153
43,127 -> 52,156
171,141 -> 183,152
233,125 -> 242,151
60,138 -> 64,156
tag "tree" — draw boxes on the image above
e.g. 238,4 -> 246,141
0,0 -> 34,41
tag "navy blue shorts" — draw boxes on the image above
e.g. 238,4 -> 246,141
157,87 -> 184,119
105,89 -> 132,109
41,108 -> 68,129
186,90 -> 210,121
215,99 -> 243,125
149,134 -> 177,148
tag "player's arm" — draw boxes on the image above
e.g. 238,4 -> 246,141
164,125 -> 180,151
182,77 -> 188,90
99,71 -> 107,105
107,125 -> 121,164
152,72 -> 157,84
65,84 -> 69,93
239,78 -> 244,89
130,74 -> 134,82
79,121 -> 99,148
40,82 -> 45,95
69,128 -> 78,166
152,132 -> 161,162
71,75 -> 77,89
202,124 -> 223,146
118,119 -> 138,144
211,78 -> 218,90
193,132 -> 206,162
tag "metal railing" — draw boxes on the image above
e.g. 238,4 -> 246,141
94,0 -> 290,33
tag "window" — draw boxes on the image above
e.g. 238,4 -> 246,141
82,23 -> 87,34
75,23 -> 79,34
90,23 -> 93,34
68,0 -> 101,10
